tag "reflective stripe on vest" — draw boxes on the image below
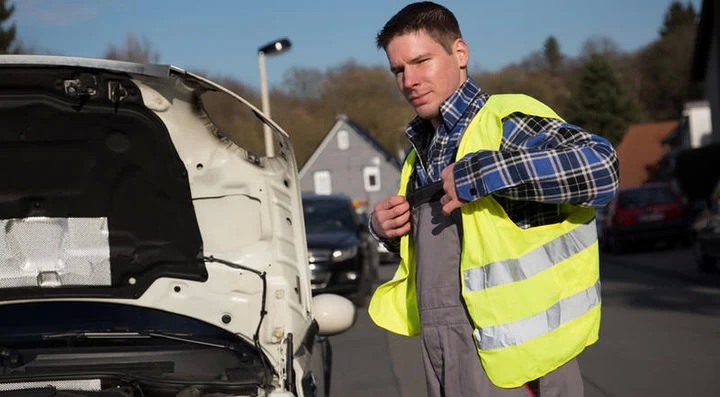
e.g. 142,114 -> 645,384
464,220 -> 597,292
473,280 -> 601,350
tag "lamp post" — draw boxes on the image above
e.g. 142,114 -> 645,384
258,37 -> 291,157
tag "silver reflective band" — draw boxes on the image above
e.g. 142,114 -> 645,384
473,281 -> 601,350
464,220 -> 596,292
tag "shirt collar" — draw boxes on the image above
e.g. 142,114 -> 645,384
405,78 -> 482,139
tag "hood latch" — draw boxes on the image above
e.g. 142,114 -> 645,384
63,73 -> 98,98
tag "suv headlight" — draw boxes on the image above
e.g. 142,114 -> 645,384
331,246 -> 358,262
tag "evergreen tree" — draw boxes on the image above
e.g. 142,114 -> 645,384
637,1 -> 697,119
0,0 -> 16,54
543,36 -> 563,75
565,54 -> 639,146
660,1 -> 697,38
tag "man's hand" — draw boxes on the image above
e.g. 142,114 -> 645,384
440,164 -> 463,215
371,195 -> 411,239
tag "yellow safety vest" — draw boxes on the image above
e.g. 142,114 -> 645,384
368,94 -> 600,388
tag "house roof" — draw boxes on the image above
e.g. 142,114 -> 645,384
616,121 -> 678,188
299,114 -> 401,178
338,114 -> 402,168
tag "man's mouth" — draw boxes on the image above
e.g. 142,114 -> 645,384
409,92 -> 429,106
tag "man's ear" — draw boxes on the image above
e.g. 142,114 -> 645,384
453,38 -> 469,69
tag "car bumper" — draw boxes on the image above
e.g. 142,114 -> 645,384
606,218 -> 692,243
309,258 -> 362,295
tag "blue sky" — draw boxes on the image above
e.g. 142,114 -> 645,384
10,0 -> 702,90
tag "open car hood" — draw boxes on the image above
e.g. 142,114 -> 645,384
0,55 -> 318,383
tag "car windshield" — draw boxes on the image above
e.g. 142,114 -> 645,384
618,187 -> 677,208
303,199 -> 356,234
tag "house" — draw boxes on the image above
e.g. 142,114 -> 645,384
616,121 -> 678,188
665,0 -> 720,201
690,0 -> 719,142
299,114 -> 402,213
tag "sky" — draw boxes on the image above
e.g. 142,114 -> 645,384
10,0 -> 703,90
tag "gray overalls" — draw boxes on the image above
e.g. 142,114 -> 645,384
408,180 -> 583,397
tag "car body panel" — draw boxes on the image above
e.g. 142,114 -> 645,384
692,182 -> 720,272
302,194 -> 377,297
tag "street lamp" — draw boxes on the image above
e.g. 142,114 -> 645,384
258,37 -> 291,157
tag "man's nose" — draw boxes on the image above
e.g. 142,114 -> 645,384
402,66 -> 418,89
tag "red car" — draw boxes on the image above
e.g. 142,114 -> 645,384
600,183 -> 692,253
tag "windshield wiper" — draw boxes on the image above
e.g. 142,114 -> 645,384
42,330 -> 244,353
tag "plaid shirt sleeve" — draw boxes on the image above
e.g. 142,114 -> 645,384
453,113 -> 619,207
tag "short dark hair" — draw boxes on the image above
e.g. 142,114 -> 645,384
376,2 -> 462,54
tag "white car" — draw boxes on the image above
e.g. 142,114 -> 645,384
0,55 -> 355,397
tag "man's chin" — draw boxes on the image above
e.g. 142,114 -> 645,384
414,107 -> 440,122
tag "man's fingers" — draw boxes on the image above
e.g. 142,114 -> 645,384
376,195 -> 407,211
441,194 -> 462,215
372,195 -> 411,239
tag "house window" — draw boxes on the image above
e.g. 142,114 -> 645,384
363,166 -> 380,192
337,130 -> 349,150
313,171 -> 332,195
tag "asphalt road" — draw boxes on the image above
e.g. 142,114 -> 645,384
326,246 -> 720,397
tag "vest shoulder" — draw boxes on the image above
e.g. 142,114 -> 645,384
484,94 -> 561,120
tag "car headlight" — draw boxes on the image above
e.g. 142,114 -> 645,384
331,246 -> 358,262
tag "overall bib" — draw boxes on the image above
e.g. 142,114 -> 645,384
409,180 -> 583,396
409,180 -> 530,396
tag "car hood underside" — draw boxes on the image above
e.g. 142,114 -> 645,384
0,66 -> 205,300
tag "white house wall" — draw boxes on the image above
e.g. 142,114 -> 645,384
706,25 -> 719,143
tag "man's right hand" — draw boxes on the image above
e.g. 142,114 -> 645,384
371,195 -> 411,239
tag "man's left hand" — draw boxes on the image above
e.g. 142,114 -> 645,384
440,164 -> 462,215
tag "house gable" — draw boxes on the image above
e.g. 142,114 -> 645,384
299,115 -> 401,211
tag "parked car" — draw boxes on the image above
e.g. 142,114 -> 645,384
692,181 -> 720,272
355,210 -> 398,265
302,193 -> 378,299
0,55 -> 355,397
600,183 -> 692,253
376,241 -> 401,265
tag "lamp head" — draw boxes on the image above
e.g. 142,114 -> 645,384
258,38 -> 292,55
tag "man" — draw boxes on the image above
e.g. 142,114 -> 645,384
367,2 -> 619,397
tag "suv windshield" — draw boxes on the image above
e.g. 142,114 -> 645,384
302,199 -> 356,234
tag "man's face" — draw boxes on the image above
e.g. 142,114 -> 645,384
385,30 -> 468,125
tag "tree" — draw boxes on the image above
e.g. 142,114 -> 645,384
0,0 -> 16,54
636,1 -> 697,119
565,54 -> 640,145
578,36 -> 622,61
104,33 -> 160,63
660,1 -> 697,38
543,36 -> 563,75
282,67 -> 324,98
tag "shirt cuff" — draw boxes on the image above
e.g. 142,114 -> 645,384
368,211 -> 401,253
453,154 -> 487,202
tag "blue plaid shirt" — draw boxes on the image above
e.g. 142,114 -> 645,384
372,78 -> 618,250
